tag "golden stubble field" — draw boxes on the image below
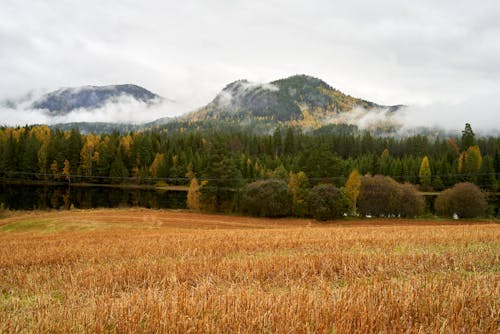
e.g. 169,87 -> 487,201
0,209 -> 499,333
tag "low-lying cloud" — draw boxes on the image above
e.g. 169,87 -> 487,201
324,89 -> 500,136
0,93 -> 186,126
215,81 -> 279,108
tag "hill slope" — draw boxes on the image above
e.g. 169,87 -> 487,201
32,84 -> 162,115
185,75 -> 402,128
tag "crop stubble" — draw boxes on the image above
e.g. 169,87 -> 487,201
0,209 -> 498,333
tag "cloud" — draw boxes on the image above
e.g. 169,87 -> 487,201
215,81 -> 279,108
0,94 -> 184,126
323,88 -> 500,135
1,0 -> 499,129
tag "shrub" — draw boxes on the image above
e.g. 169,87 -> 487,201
435,182 -> 487,218
398,183 -> 425,217
239,179 -> 290,217
358,175 -> 425,217
307,183 -> 347,221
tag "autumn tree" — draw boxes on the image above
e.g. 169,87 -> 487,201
435,182 -> 487,218
358,175 -> 424,217
344,170 -> 361,214
149,153 -> 166,178
80,134 -> 100,177
418,156 -> 431,190
62,159 -> 71,182
458,145 -> 483,182
288,171 -> 310,216
187,177 -> 201,211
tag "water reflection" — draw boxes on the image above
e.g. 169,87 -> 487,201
0,184 -> 186,210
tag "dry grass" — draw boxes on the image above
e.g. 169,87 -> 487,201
0,209 -> 499,333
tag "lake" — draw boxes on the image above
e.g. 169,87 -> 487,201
0,184 -> 187,210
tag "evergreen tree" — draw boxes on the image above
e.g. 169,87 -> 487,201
200,136 -> 242,212
478,156 -> 496,191
109,153 -> 129,183
461,123 -> 475,151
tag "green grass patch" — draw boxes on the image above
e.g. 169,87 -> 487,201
0,219 -> 115,233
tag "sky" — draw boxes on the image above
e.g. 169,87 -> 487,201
1,0 -> 500,129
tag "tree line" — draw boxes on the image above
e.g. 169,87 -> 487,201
0,123 -> 498,215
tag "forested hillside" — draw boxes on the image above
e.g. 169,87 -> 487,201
184,75 -> 402,131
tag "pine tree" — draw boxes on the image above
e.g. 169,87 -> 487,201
478,156 -> 496,191
461,123 -> 475,151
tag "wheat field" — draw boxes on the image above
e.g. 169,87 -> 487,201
0,209 -> 498,333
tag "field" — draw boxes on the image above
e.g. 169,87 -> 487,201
0,209 -> 498,333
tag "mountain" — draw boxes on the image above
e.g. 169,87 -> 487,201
184,75 -> 402,129
32,84 -> 162,115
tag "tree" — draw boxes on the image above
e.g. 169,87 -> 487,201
435,182 -> 487,218
494,150 -> 500,174
478,156 -> 497,191
240,179 -> 289,217
62,159 -> 71,182
344,170 -> 361,214
149,153 -> 166,178
358,175 -> 424,217
288,171 -> 310,216
307,183 -> 347,221
50,160 -> 58,179
200,136 -> 242,212
458,145 -> 483,182
418,156 -> 432,189
80,134 -> 100,177
398,183 -> 425,217
187,177 -> 201,211
109,154 -> 129,183
461,123 -> 475,151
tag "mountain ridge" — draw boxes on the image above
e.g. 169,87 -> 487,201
184,74 -> 403,129
31,84 -> 163,115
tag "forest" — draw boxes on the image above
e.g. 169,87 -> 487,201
0,122 -> 498,216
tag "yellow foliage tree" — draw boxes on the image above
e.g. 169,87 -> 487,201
62,159 -> 71,182
120,135 -> 133,157
418,156 -> 431,189
288,171 -> 310,216
149,153 -> 165,178
345,170 -> 361,214
187,177 -> 200,211
80,134 -> 100,176
458,145 -> 483,181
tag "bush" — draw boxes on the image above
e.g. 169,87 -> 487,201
239,179 -> 290,217
358,175 -> 425,217
435,182 -> 487,218
398,183 -> 426,217
307,183 -> 347,221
